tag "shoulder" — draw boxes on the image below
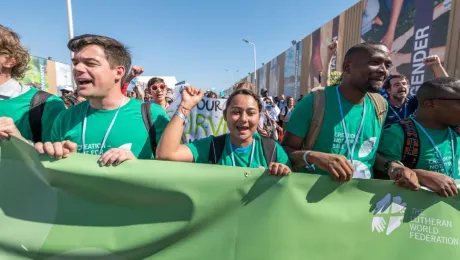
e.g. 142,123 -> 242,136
383,122 -> 405,139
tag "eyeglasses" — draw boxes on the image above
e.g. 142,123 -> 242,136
151,84 -> 166,91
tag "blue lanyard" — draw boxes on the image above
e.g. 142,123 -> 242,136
411,119 -> 456,178
335,87 -> 366,162
389,102 -> 407,120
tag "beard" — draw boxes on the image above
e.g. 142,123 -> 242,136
392,92 -> 406,101
364,81 -> 383,93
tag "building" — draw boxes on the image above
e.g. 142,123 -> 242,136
231,0 -> 460,99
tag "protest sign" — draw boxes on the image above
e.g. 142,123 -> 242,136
166,97 -> 228,142
0,137 -> 459,259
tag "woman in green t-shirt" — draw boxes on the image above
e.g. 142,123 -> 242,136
156,86 -> 292,176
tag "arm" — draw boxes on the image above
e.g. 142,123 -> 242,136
424,55 -> 448,78
156,86 -> 203,162
413,169 -> 458,197
321,40 -> 338,87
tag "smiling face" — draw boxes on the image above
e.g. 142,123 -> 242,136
150,83 -> 167,103
344,44 -> 391,93
72,44 -> 125,98
225,93 -> 261,145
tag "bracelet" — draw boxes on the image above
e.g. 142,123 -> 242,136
179,104 -> 191,111
174,111 -> 189,125
303,151 -> 315,170
384,160 -> 404,174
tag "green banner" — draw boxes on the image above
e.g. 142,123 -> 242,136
0,138 -> 459,259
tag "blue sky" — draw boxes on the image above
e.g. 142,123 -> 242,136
2,0 -> 358,91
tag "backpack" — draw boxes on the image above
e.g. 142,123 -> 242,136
398,119 -> 460,169
208,134 -> 277,166
29,90 -> 52,143
141,102 -> 187,155
301,87 -> 387,150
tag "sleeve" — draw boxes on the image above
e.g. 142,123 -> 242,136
186,136 -> 213,164
50,110 -> 65,143
275,142 -> 292,169
150,104 -> 171,145
285,93 -> 314,138
42,97 -> 66,142
377,124 -> 405,162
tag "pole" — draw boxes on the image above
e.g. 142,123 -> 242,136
252,43 -> 257,88
66,0 -> 77,90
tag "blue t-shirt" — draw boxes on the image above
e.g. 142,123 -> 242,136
384,96 -> 418,128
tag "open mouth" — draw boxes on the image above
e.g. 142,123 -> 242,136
236,125 -> 250,132
77,79 -> 93,86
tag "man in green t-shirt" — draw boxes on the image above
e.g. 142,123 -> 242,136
282,42 -> 419,189
378,77 -> 460,197
34,34 -> 170,166
0,25 -> 66,143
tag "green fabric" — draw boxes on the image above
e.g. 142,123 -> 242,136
186,133 -> 291,168
378,123 -> 460,179
0,88 -> 66,142
286,86 -> 387,178
51,98 -> 170,159
0,137 -> 459,259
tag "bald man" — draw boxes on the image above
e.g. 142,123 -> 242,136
378,77 -> 460,197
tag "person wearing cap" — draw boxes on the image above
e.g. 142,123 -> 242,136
382,55 -> 448,128
60,85 -> 74,97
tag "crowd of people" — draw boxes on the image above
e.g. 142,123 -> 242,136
1,24 -> 459,197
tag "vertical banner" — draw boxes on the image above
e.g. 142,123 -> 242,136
310,29 -> 321,87
20,56 -> 48,91
283,42 -> 302,100
361,0 -> 451,96
309,21 -> 336,87
331,16 -> 340,72
269,57 -> 279,97
55,62 -> 72,96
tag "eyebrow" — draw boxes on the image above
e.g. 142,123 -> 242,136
71,57 -> 100,64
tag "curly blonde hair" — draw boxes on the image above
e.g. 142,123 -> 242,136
0,25 -> 30,79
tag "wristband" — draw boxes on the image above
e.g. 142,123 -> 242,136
174,111 -> 189,125
384,160 -> 404,174
179,104 -> 191,111
303,151 -> 315,170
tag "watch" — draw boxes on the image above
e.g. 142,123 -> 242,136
384,160 -> 404,174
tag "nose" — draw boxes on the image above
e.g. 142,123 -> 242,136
73,62 -> 86,74
378,63 -> 389,76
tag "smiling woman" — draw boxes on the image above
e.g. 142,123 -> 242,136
155,86 -> 292,176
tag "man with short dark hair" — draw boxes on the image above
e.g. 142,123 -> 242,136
382,55 -> 448,128
283,42 -> 418,189
34,34 -> 170,166
379,77 -> 460,197
0,25 -> 65,143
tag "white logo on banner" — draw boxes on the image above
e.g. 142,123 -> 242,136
371,193 -> 459,246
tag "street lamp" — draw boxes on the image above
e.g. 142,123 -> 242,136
242,39 -> 257,87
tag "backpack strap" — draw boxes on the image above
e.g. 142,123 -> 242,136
208,134 -> 227,164
29,90 -> 52,143
367,92 -> 387,126
141,102 -> 157,155
302,87 -> 326,150
261,136 -> 277,164
451,125 -> 460,136
398,119 -> 420,169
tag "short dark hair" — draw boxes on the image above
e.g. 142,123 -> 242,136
383,74 -> 408,90
224,89 -> 262,115
68,34 -> 131,79
344,41 -> 387,61
417,77 -> 460,104
147,77 -> 164,87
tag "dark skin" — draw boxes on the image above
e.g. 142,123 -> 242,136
283,44 -> 419,189
405,87 -> 460,197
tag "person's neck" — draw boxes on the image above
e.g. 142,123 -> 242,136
155,99 -> 168,108
0,70 -> 12,86
388,96 -> 405,107
414,111 -> 448,130
229,134 -> 253,148
338,83 -> 366,104
89,91 -> 126,110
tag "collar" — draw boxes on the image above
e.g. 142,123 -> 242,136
0,78 -> 30,100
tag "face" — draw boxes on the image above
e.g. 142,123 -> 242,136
0,52 -> 16,72
430,92 -> 460,126
150,82 -> 166,102
388,77 -> 409,101
264,98 -> 273,110
72,45 -> 125,98
225,94 -> 260,143
345,45 -> 391,93
280,95 -> 285,101
61,90 -> 72,97
288,98 -> 294,107
166,88 -> 173,95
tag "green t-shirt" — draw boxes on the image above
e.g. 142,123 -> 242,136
0,88 -> 66,142
378,123 -> 460,180
286,86 -> 386,178
186,133 -> 292,169
51,98 -> 170,159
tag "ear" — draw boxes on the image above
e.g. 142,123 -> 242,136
342,60 -> 351,75
114,65 -> 126,83
3,56 -> 17,69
